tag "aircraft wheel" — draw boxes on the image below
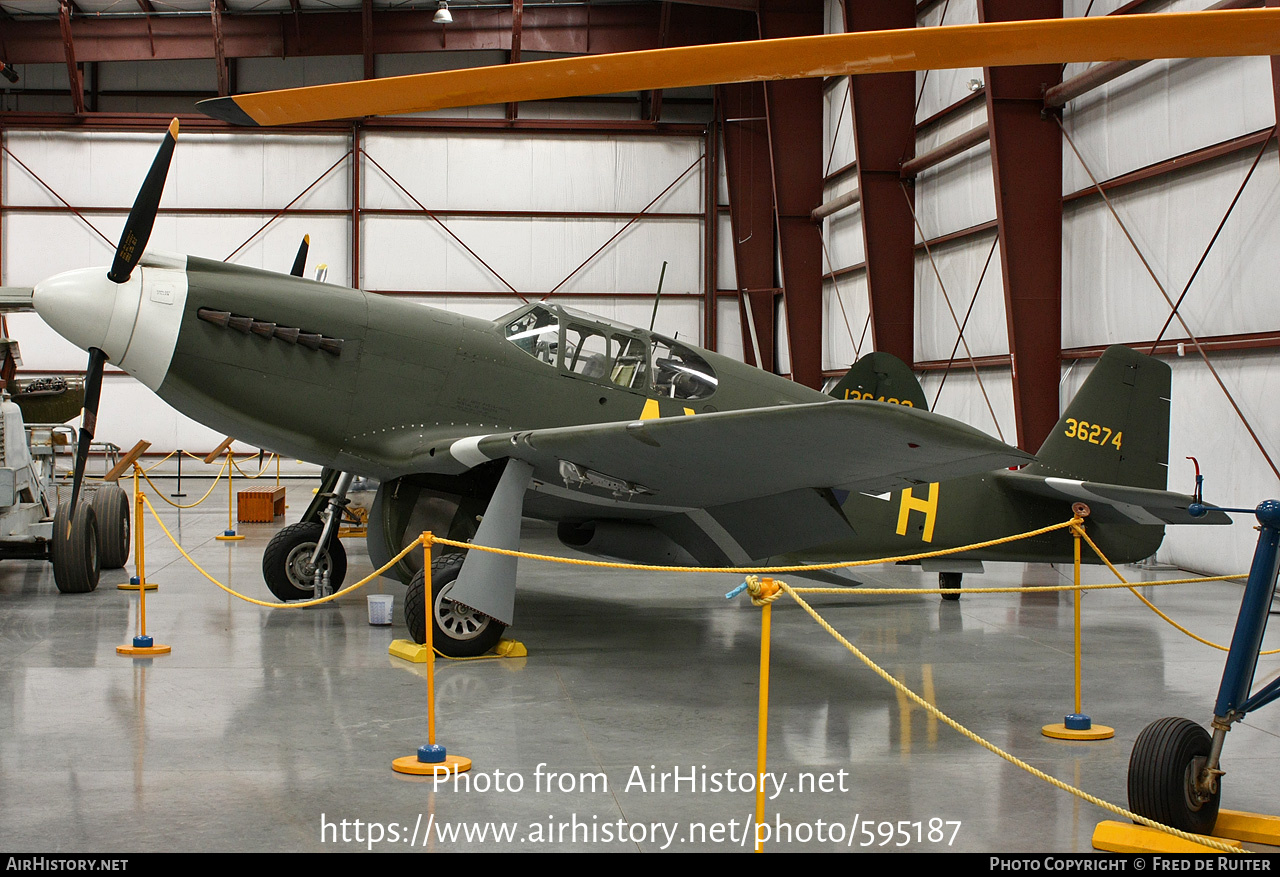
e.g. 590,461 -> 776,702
939,572 -> 962,601
405,553 -> 506,658
1128,717 -> 1220,835
91,485 -> 131,569
262,522 -> 348,602
51,502 -> 100,594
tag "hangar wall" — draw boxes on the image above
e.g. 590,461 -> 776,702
818,0 -> 1280,573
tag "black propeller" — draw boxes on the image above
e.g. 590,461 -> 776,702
67,118 -> 179,529
107,118 -> 179,285
290,234 -> 310,277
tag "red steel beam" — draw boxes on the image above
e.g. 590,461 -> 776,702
0,5 -> 746,65
1045,0 -> 1260,108
979,0 -> 1063,453
1062,330 -> 1280,359
718,81 -> 777,370
351,124 -> 361,289
362,0 -> 374,81
762,0 -> 824,389
0,111 -> 707,136
703,115 -> 719,349
507,0 -> 524,120
58,0 -> 85,115
1270,0 -> 1280,170
843,0 -> 917,365
210,0 -> 229,97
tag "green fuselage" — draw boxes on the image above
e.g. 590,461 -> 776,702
156,258 -> 1160,568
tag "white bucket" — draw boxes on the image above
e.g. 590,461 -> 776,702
367,594 -> 394,626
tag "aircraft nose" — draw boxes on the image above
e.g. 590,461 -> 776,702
33,267 -> 141,363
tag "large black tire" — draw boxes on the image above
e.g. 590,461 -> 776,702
405,553 -> 506,657
91,485 -> 131,569
51,503 -> 100,594
939,572 -> 962,601
1128,717 -> 1221,835
262,521 -> 348,602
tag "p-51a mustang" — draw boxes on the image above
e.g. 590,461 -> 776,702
25,122 -> 1227,656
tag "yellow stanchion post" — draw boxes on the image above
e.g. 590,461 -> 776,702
393,532 -> 472,777
213,439 -> 243,541
118,464 -> 170,657
727,574 -> 781,852
753,576 -> 779,853
118,453 -> 157,591
1043,505 -> 1112,740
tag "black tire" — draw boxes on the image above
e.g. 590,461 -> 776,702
1128,717 -> 1220,835
262,522 -> 348,602
405,553 -> 506,657
939,571 -> 962,601
51,503 -> 100,594
91,485 -> 131,569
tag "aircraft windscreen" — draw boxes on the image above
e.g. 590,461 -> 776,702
652,340 -> 717,400
503,305 -> 559,365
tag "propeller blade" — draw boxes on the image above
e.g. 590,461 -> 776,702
67,346 -> 107,522
290,234 -> 310,277
107,118 -> 179,284
197,9 -> 1280,127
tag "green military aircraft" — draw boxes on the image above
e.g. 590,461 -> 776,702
21,122 -> 1227,656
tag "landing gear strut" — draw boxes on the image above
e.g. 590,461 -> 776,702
262,471 -> 353,601
939,571 -> 962,601
1127,499 -> 1280,836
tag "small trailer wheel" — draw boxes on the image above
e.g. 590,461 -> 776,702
1128,717 -> 1220,835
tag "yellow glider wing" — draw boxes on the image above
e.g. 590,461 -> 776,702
199,9 -> 1280,127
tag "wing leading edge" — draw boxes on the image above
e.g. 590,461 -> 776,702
446,400 -> 1033,509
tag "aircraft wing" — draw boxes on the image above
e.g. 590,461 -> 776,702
450,400 -> 1032,509
998,472 -> 1232,525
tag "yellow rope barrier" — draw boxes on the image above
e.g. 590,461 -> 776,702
231,453 -> 276,479
139,455 -> 229,509
771,578 -> 1241,853
1072,525 -> 1280,656
140,492 -> 419,608
140,449 -> 177,473
429,516 -> 1084,575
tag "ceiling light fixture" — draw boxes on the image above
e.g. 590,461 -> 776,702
433,1 -> 452,24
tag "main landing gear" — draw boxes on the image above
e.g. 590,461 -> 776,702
262,471 -> 352,601
404,553 -> 507,658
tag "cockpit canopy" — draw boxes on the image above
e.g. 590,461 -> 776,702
500,303 -> 718,401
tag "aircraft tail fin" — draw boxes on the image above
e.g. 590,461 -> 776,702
1024,345 -> 1170,490
828,351 -> 928,411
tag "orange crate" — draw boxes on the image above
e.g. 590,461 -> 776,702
237,486 -> 286,523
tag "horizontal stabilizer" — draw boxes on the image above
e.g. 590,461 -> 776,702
999,472 -> 1230,526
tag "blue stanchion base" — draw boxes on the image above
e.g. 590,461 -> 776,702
417,744 -> 447,763
1064,714 -> 1092,730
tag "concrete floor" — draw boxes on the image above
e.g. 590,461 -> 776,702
2,477 -> 1279,853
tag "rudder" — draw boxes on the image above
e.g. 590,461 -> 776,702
1025,345 -> 1170,490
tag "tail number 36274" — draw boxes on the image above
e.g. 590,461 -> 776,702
1065,418 -> 1122,450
